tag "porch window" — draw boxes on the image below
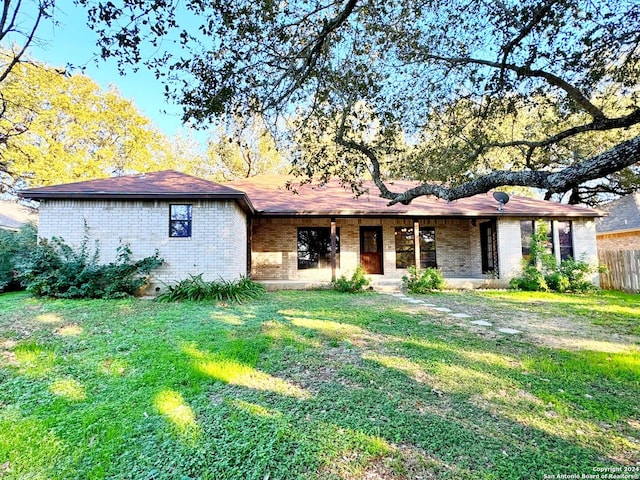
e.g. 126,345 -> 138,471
394,226 -> 436,268
520,220 -> 554,262
557,221 -> 574,260
169,204 -> 192,237
297,227 -> 340,269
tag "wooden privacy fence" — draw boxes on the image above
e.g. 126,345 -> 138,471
598,250 -> 640,292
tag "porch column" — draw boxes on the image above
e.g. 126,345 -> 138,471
330,217 -> 337,281
413,219 -> 421,269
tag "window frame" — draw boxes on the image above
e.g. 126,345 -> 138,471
169,204 -> 193,238
297,227 -> 340,270
557,220 -> 574,261
394,226 -> 436,269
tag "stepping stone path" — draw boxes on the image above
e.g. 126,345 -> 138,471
498,327 -> 522,335
470,320 -> 493,327
381,291 -> 522,336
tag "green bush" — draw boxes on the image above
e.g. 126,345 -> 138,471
19,235 -> 163,299
333,264 -> 371,293
402,266 -> 445,293
544,271 -> 570,293
156,274 -> 266,303
510,265 -> 550,292
0,223 -> 37,292
511,222 -> 599,293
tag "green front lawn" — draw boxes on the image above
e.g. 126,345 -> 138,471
0,290 -> 638,479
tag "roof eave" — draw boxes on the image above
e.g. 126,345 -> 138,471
255,209 -> 602,218
18,191 -> 256,214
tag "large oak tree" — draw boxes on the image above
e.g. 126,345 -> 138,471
1,0 -> 56,175
1,60 -> 181,190
77,0 -> 639,204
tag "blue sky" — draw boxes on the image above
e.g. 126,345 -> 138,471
29,3 -> 186,138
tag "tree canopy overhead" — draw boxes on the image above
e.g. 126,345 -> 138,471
77,0 -> 640,204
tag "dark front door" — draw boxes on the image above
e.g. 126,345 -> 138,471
480,221 -> 496,274
360,226 -> 383,274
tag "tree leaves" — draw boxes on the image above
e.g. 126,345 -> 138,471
74,0 -> 640,204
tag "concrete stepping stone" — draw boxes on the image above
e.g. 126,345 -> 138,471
431,307 -> 453,313
470,320 -> 492,326
405,298 -> 425,304
498,327 -> 522,334
450,313 -> 472,318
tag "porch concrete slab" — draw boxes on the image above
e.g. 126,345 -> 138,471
470,320 -> 492,326
498,327 -> 522,334
450,313 -> 472,318
431,307 -> 453,313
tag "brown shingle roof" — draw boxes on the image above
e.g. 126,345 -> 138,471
18,171 -> 602,218
19,170 -> 255,213
228,175 -> 602,218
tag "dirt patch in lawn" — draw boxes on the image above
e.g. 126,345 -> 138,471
380,292 -> 640,353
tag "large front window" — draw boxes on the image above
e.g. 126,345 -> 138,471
394,226 -> 436,268
297,227 -> 340,269
170,204 -> 192,237
557,221 -> 574,260
521,220 -> 573,262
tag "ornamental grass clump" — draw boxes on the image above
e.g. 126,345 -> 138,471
156,274 -> 265,303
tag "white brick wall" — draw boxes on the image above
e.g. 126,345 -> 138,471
573,218 -> 600,286
496,218 -> 524,281
38,199 -> 248,292
496,217 -> 600,286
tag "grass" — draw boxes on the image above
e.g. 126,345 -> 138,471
0,289 -> 639,479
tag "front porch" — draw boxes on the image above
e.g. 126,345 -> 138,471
259,276 -> 507,292
251,216 -> 505,284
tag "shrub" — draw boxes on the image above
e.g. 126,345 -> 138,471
509,264 -> 549,292
0,223 -> 37,292
19,235 -> 163,299
333,264 -> 371,293
156,274 -> 265,303
402,266 -> 445,293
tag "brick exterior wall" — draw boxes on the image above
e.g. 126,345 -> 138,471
250,216 -> 497,282
496,218 -> 524,280
37,199 -> 248,291
504,217 -> 600,285
597,230 -> 640,251
36,198 -> 601,290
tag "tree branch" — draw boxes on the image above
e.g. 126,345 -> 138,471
498,0 -> 560,83
423,53 -> 606,120
334,106 -> 397,200
272,0 -> 359,107
380,136 -> 640,205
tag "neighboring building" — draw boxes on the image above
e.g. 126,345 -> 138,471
20,170 -> 602,292
595,193 -> 640,250
0,200 -> 37,231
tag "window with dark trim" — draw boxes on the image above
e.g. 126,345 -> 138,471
394,226 -> 436,269
520,220 -> 557,261
170,204 -> 192,237
557,220 -> 574,260
297,227 -> 340,269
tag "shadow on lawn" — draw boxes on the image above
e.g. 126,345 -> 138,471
160,296 -> 639,477
1,291 -> 638,479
